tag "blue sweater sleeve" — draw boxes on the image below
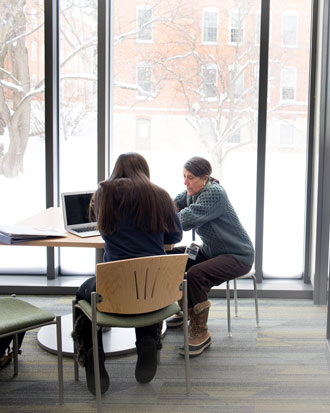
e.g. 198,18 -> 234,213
174,190 -> 189,211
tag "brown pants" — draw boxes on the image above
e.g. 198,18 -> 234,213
168,246 -> 252,308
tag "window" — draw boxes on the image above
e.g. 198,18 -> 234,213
280,122 -> 294,146
229,68 -> 244,99
136,118 -> 151,149
200,118 -> 217,144
281,68 -> 296,101
137,6 -> 152,41
31,41 -> 37,62
229,9 -> 244,44
31,74 -> 37,87
31,8 -> 37,29
234,72 -> 244,98
282,11 -> 298,47
136,64 -> 152,97
264,1 -> 311,279
0,1 -> 46,274
202,8 -> 218,43
59,0 -> 98,275
201,66 -> 217,99
228,130 -> 241,144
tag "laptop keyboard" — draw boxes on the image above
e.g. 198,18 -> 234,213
74,226 -> 98,233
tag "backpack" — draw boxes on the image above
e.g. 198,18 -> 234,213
0,332 -> 25,368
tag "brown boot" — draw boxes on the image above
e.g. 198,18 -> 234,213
179,300 -> 211,357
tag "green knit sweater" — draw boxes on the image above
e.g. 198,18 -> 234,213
174,181 -> 254,266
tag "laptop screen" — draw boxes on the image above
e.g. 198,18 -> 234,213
63,192 -> 95,226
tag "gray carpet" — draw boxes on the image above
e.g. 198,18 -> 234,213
0,295 -> 330,413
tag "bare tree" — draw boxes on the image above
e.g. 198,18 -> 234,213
113,0 -> 260,175
0,1 -> 37,177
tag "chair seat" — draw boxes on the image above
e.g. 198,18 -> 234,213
0,297 -> 55,335
237,269 -> 255,279
77,299 -> 180,328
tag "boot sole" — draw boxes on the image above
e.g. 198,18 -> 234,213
166,318 -> 184,328
178,336 -> 212,357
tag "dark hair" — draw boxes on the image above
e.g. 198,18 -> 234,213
184,156 -> 219,184
95,152 -> 178,234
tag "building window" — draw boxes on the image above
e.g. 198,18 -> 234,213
31,74 -> 37,87
136,118 -> 151,150
202,8 -> 218,44
200,117 -> 217,144
137,6 -> 152,42
282,12 -> 298,47
280,123 -> 294,146
31,8 -> 37,29
31,41 -> 37,62
281,68 -> 296,101
136,64 -> 152,98
201,66 -> 217,99
229,67 -> 244,100
229,9 -> 244,44
227,130 -> 241,144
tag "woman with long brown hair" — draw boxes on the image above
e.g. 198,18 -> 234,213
72,152 -> 182,395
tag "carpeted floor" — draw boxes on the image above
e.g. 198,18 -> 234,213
0,295 -> 330,413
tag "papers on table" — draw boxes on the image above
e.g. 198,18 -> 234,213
0,224 -> 67,245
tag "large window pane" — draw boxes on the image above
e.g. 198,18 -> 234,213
59,0 -> 98,274
112,0 -> 258,247
0,0 -> 46,273
263,0 -> 311,278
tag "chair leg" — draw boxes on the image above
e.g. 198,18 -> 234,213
56,316 -> 64,405
234,279 -> 238,317
91,293 -> 102,413
13,333 -> 19,376
251,275 -> 260,327
72,300 -> 79,381
182,279 -> 190,394
226,281 -> 232,336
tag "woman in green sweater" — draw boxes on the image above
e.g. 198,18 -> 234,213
167,156 -> 254,356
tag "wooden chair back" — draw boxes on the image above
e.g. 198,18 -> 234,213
96,254 -> 188,314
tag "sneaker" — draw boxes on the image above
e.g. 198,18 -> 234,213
178,334 -> 212,357
85,347 -> 110,395
135,336 -> 157,383
166,311 -> 184,328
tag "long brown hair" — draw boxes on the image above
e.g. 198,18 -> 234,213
95,152 -> 178,234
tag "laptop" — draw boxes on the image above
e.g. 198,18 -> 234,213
61,191 -> 100,238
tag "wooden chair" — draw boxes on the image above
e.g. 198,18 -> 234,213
226,268 -> 260,336
73,254 -> 190,413
0,297 -> 64,404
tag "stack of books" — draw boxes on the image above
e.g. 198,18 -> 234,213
0,224 -> 67,245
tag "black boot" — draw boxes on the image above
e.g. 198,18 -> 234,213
135,335 -> 157,384
72,314 -> 110,395
72,313 -> 92,367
